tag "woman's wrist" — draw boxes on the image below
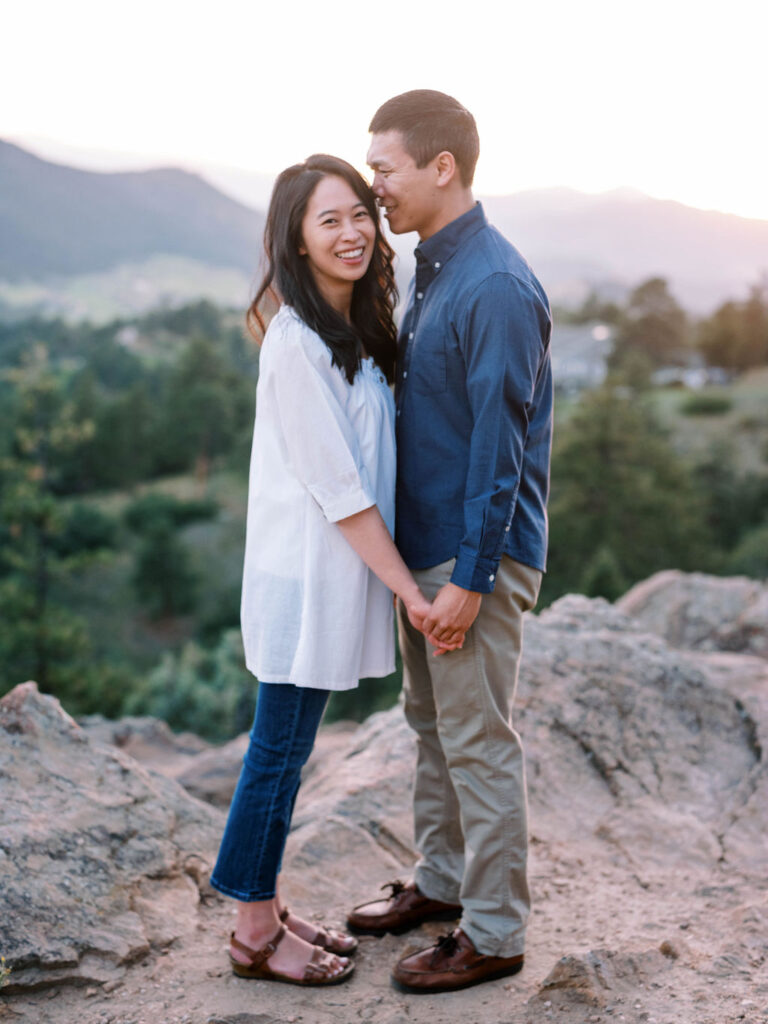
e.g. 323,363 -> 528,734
399,580 -> 424,611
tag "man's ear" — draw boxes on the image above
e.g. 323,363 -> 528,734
434,151 -> 457,188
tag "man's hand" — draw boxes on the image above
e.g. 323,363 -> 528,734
400,591 -> 466,656
423,583 -> 482,652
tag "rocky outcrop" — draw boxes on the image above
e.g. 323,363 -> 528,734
79,713 -> 359,810
1,572 -> 766,1024
617,569 -> 768,658
78,714 -> 248,809
284,591 -> 767,890
0,683 -> 224,993
519,595 -> 766,866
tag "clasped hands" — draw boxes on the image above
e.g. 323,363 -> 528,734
405,582 -> 482,656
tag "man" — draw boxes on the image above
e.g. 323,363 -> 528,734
346,90 -> 553,994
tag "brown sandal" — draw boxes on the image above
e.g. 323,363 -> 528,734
280,906 -> 359,956
229,925 -> 354,986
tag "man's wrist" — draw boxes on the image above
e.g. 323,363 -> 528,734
450,550 -> 500,593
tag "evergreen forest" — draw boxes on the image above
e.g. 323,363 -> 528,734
1,283 -> 767,739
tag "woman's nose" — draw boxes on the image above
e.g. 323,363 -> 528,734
340,218 -> 361,239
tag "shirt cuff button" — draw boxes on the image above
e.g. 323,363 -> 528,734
489,574 -> 495,582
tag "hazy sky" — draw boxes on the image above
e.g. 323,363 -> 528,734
5,0 -> 767,219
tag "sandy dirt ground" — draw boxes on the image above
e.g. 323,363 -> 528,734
3,829 -> 766,1024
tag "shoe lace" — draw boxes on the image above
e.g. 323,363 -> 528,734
381,879 -> 406,898
431,931 -> 460,965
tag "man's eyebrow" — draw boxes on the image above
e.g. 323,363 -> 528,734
367,158 -> 389,170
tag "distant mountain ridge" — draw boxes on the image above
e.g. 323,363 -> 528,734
480,189 -> 768,310
2,139 -> 767,315
0,140 -> 264,280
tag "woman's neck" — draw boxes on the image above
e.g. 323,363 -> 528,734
318,280 -> 353,324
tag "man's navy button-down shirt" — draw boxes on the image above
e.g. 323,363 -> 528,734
395,202 -> 553,593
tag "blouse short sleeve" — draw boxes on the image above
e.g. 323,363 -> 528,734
265,313 -> 375,523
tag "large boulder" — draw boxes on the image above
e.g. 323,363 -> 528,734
0,683 -> 224,992
617,569 -> 768,657
283,591 -> 768,902
518,594 -> 765,868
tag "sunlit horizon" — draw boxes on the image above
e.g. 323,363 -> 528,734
4,0 -> 768,221
8,130 -> 768,226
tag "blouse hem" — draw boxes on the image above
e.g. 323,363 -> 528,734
245,660 -> 396,692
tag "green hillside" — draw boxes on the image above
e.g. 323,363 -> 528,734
0,140 -> 265,279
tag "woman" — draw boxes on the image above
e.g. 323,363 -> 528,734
209,155 -> 452,987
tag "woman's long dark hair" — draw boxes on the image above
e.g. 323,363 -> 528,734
247,154 -> 398,383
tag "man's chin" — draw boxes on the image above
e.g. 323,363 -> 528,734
386,217 -> 413,236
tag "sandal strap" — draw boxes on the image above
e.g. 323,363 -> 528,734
303,945 -> 337,980
280,907 -> 323,945
230,925 -> 287,967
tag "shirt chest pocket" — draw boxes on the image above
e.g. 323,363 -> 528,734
409,329 -> 448,395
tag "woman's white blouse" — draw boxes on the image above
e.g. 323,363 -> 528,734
240,305 -> 396,690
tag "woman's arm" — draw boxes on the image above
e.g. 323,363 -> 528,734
336,506 -> 462,651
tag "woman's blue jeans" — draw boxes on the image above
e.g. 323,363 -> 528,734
210,682 -> 330,901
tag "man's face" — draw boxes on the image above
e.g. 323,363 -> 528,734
366,130 -> 440,239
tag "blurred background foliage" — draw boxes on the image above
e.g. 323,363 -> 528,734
1,285 -> 767,740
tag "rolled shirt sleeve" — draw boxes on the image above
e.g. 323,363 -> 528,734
268,320 -> 375,523
450,273 -> 551,592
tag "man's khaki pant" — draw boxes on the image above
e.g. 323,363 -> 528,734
397,555 -> 542,957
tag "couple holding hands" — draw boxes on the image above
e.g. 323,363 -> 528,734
209,89 -> 553,995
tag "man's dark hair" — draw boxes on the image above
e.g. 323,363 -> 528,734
369,89 -> 480,187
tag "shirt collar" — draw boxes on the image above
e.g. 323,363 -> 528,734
415,202 -> 487,267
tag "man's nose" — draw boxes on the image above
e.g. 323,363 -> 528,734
371,173 -> 385,196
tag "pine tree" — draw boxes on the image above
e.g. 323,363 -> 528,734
0,346 -> 95,698
542,384 -> 712,606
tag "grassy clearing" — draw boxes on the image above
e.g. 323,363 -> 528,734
60,467 -> 249,671
653,367 -> 768,472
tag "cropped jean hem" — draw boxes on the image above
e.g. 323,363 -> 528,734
208,876 -> 276,902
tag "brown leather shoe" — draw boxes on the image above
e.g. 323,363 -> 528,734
346,880 -> 461,936
391,927 -> 524,993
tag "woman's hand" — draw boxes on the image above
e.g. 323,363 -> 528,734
402,589 -> 432,634
429,630 -> 465,656
403,590 -> 465,656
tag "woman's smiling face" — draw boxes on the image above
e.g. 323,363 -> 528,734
300,175 -> 376,310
